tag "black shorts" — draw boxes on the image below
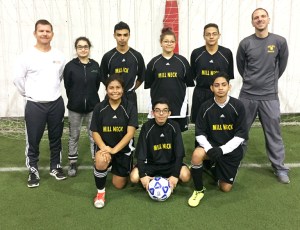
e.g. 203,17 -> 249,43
110,153 -> 133,177
143,163 -> 187,178
191,87 -> 213,123
171,117 -> 189,132
215,147 -> 243,184
95,146 -> 133,177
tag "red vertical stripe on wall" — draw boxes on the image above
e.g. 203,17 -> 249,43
163,0 -> 179,53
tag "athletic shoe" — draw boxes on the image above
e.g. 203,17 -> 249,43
27,171 -> 40,188
94,192 -> 105,208
188,190 -> 205,207
275,172 -> 290,184
68,163 -> 77,177
50,168 -> 67,180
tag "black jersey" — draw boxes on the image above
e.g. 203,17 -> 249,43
100,47 -> 145,92
195,97 -> 248,147
90,98 -> 138,154
144,54 -> 194,117
135,118 -> 185,177
191,45 -> 234,89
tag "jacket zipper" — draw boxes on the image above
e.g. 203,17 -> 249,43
84,65 -> 87,111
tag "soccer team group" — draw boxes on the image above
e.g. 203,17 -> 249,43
13,8 -> 290,209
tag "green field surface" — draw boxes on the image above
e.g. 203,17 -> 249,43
0,124 -> 299,229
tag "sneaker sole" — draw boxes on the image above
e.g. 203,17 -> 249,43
68,170 -> 77,177
188,193 -> 204,207
68,172 -> 77,177
27,183 -> 39,188
49,172 -> 67,180
278,179 -> 290,184
188,201 -> 202,207
94,200 -> 105,209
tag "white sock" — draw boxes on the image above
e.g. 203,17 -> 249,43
97,188 -> 105,193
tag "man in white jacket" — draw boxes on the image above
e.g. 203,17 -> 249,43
14,19 -> 66,188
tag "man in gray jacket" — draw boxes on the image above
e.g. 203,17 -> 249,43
236,8 -> 290,184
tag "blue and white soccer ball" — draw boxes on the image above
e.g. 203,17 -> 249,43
148,177 -> 171,201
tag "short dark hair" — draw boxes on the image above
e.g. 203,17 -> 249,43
105,74 -> 124,89
203,23 -> 219,35
35,19 -> 53,32
152,97 -> 171,111
210,72 -> 230,85
251,8 -> 269,20
114,21 -> 130,33
74,37 -> 92,49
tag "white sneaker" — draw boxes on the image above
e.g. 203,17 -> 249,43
94,192 -> 105,208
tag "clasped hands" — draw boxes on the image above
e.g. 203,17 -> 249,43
97,146 -> 113,163
206,147 -> 223,162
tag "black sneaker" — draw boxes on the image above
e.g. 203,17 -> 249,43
50,168 -> 67,180
28,171 -> 40,188
68,163 -> 77,177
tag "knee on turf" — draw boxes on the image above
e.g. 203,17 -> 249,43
179,165 -> 191,183
130,167 -> 140,184
112,176 -> 127,189
219,181 -> 233,192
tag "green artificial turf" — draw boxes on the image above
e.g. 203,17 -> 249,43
0,124 -> 299,229
1,168 -> 299,229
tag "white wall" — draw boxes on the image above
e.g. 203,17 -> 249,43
1,0 -> 299,117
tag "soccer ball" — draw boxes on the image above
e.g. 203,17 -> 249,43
148,177 -> 171,201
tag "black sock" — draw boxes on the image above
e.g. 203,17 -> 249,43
191,164 -> 204,191
94,167 -> 107,190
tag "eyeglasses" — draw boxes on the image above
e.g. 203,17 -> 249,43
76,45 -> 89,50
162,40 -> 176,45
153,108 -> 169,114
204,32 -> 219,37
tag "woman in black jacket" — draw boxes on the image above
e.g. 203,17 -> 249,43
63,37 -> 102,177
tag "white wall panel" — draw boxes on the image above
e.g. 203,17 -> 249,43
221,0 -> 242,97
1,0 -> 299,117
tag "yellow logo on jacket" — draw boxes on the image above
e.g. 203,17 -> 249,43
115,67 -> 129,73
153,143 -> 172,151
267,45 -> 276,53
212,124 -> 233,130
103,126 -> 124,132
158,72 -> 177,78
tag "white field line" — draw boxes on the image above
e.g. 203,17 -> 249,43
1,163 -> 300,172
240,163 -> 300,168
0,165 -> 93,172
